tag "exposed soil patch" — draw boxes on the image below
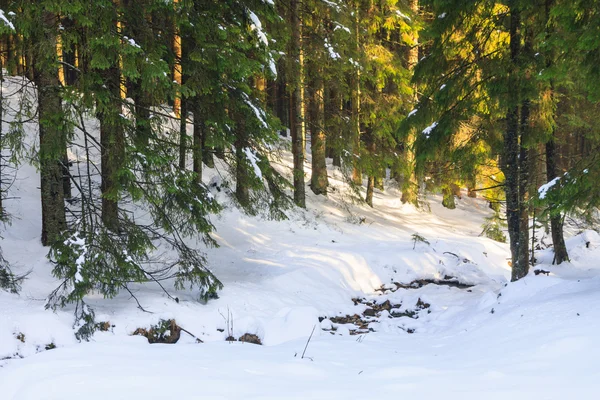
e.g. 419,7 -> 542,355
133,319 -> 182,344
376,276 -> 474,293
239,333 -> 262,345
322,297 -> 431,335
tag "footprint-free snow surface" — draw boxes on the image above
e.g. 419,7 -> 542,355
2,110 -> 600,398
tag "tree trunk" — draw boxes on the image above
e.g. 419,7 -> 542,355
234,110 -> 250,209
309,65 -> 328,196
178,96 -> 187,169
442,186 -> 456,209
173,0 -> 182,117
289,0 -> 305,207
467,173 -> 477,198
351,4 -> 362,186
36,11 -> 67,246
546,139 -> 569,264
192,100 -> 203,184
97,3 -> 125,232
504,2 -> 527,281
326,86 -> 342,167
400,0 -> 419,206
366,176 -> 374,207
542,0 -> 568,265
517,111 -> 530,273
99,64 -> 124,232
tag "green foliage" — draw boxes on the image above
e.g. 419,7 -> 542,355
0,247 -> 23,293
481,212 -> 507,243
411,232 -> 430,249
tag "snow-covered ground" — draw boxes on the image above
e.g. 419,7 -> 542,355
1,77 -> 600,398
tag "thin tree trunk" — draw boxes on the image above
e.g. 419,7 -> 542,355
173,0 -> 182,117
234,110 -> 250,209
365,131 -> 376,207
543,0 -> 569,265
546,139 -> 569,264
366,176 -> 374,207
327,86 -> 342,167
289,0 -> 305,207
351,3 -> 362,185
193,100 -> 203,184
467,173 -> 477,198
401,0 -> 419,206
178,96 -> 187,169
517,101 -> 530,272
310,64 -> 328,196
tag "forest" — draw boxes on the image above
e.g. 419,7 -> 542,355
0,2 -> 600,393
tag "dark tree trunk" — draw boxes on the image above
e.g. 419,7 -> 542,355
546,139 -> 569,264
366,176 -> 374,207
350,3 -> 362,186
504,1 -> 525,281
193,100 -> 203,184
289,0 -> 305,207
99,60 -> 124,232
234,111 -> 250,209
178,96 -> 187,170
542,0 -> 569,265
516,89 -> 531,272
400,0 -> 419,206
124,0 -> 153,147
309,64 -> 328,196
36,11 -> 67,246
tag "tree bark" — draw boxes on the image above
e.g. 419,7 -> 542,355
442,186 -> 456,209
504,2 -> 528,281
36,11 -> 67,246
517,99 -> 530,273
366,176 -> 374,207
309,64 -> 328,196
400,0 -> 419,206
289,0 -> 306,207
99,63 -> 124,232
192,101 -> 203,184
546,139 -> 569,264
178,96 -> 187,169
351,3 -> 362,186
234,110 -> 250,208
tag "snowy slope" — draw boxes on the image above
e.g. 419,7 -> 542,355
2,77 -> 600,398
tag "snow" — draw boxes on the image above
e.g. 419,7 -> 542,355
242,93 -> 269,129
248,11 -> 269,47
324,39 -> 340,60
0,9 -> 15,31
422,121 -> 438,137
243,147 -> 263,180
396,10 -> 411,21
407,108 -> 418,118
538,176 -> 560,199
1,76 -> 600,399
123,36 -> 141,49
